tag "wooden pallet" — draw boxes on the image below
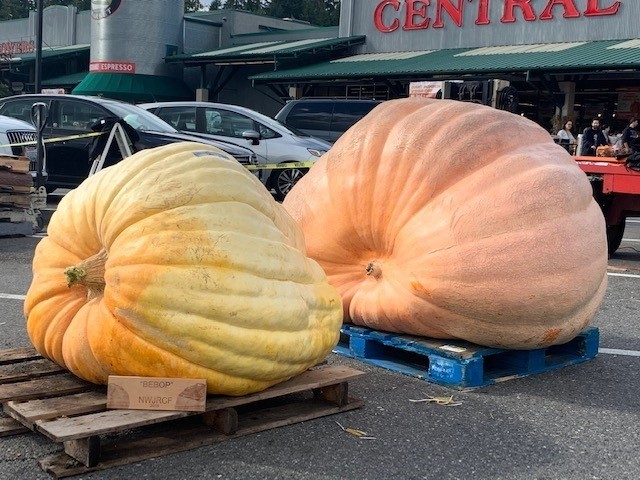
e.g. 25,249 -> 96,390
335,325 -> 599,389
0,347 -> 364,478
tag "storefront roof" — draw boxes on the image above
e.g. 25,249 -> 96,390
39,71 -> 88,87
250,39 -> 640,83
72,73 -> 193,103
2,44 -> 90,65
166,36 -> 366,66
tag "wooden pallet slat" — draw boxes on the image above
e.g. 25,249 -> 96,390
0,415 -> 30,437
0,372 -> 95,403
0,346 -> 40,365
0,358 -> 66,383
335,325 -> 599,389
4,391 -> 107,426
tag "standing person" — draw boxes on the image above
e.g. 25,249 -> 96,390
620,118 -> 639,152
557,119 -> 576,154
580,118 -> 609,156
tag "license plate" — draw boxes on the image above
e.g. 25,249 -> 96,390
25,146 -> 37,162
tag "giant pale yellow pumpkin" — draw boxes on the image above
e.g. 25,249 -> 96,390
283,98 -> 607,349
25,142 -> 342,395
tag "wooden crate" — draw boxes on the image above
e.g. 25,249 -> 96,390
0,347 -> 364,478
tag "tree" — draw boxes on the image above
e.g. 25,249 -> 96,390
265,0 -> 340,26
0,0 -> 342,26
0,81 -> 11,98
185,0 -> 204,12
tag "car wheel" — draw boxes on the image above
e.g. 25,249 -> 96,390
606,220 -> 625,257
271,168 -> 307,201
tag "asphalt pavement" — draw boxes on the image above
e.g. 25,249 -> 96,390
0,215 -> 639,480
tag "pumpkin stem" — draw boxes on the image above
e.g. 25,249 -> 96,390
365,261 -> 382,279
65,249 -> 108,298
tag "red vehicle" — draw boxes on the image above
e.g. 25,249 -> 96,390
574,155 -> 640,255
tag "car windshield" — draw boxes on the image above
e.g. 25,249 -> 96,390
101,101 -> 178,133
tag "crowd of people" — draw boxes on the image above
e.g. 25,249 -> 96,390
556,117 -> 639,157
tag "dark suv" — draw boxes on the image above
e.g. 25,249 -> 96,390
275,98 -> 382,143
0,94 -> 256,192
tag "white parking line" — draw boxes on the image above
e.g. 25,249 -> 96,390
0,293 -> 26,300
599,348 -> 640,357
608,272 -> 640,278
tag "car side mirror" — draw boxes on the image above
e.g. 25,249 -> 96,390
31,102 -> 48,133
242,130 -> 260,145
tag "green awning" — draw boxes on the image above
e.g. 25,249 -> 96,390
250,38 -> 640,83
72,73 -> 193,102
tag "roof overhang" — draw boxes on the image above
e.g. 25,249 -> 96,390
249,38 -> 640,84
1,44 -> 90,67
166,36 -> 366,68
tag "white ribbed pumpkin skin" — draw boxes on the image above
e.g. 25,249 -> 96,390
25,142 -> 343,395
283,98 -> 608,349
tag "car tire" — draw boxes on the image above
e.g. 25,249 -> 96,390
271,168 -> 307,201
606,220 -> 625,257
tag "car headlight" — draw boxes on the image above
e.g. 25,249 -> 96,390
307,148 -> 327,158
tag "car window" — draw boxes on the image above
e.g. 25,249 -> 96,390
204,108 -> 255,138
154,106 -> 197,132
0,99 -> 42,125
258,123 -> 278,139
331,102 -> 379,134
204,109 -> 223,134
101,100 -> 177,132
56,100 -> 106,131
284,102 -> 334,131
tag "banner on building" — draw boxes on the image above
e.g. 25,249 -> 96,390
617,90 -> 640,119
409,81 -> 443,99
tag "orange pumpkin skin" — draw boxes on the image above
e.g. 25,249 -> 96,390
283,98 -> 608,349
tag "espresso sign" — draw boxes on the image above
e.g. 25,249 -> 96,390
107,376 -> 207,412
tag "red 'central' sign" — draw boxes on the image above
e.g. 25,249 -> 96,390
374,0 -> 621,32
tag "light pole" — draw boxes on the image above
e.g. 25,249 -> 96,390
34,0 -> 44,94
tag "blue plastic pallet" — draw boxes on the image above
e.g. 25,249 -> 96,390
334,325 -> 599,389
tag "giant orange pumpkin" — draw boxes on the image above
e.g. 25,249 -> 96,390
283,98 -> 608,349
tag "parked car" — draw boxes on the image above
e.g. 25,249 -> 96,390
0,114 -> 48,186
0,95 -> 256,193
139,101 -> 332,200
275,98 -> 383,143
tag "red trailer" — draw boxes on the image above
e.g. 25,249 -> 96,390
574,155 -> 640,255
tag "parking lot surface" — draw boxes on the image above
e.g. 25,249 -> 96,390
0,221 -> 639,480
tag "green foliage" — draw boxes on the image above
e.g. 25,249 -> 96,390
0,0 -> 341,26
0,1 -> 90,20
185,0 -> 204,12
215,0 -> 340,26
0,81 -> 11,98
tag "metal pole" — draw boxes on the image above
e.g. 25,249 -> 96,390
34,0 -> 44,94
